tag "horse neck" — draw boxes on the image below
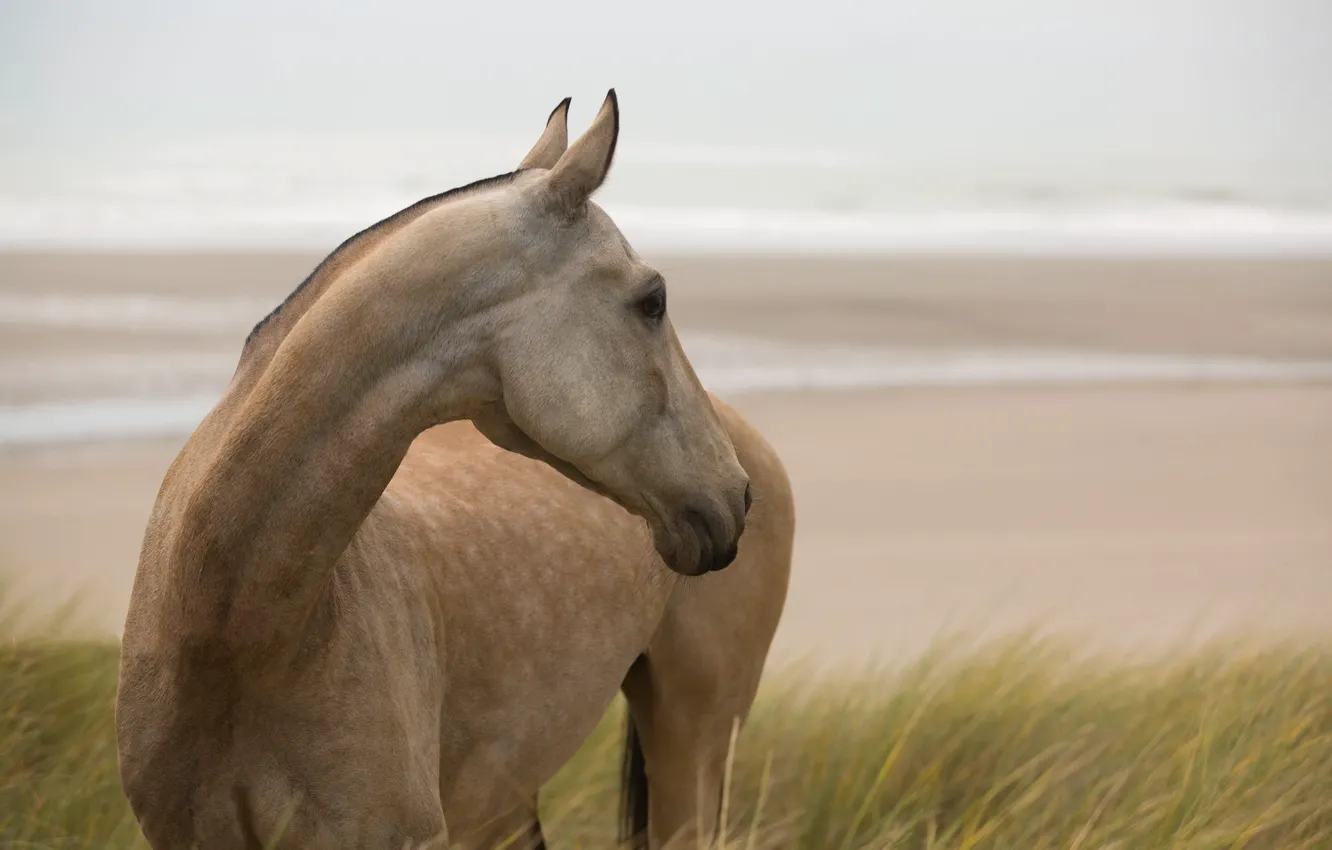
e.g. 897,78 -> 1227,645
229,201 -> 447,398
168,258 -> 485,666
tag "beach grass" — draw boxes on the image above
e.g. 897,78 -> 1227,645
3,595 -> 1330,849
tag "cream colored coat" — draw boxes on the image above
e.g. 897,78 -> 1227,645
115,92 -> 793,850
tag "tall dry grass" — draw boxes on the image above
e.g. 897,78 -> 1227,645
541,635 -> 1332,849
4,591 -> 1330,849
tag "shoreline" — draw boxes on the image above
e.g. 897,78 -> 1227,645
6,197 -> 1332,257
1,251 -> 1329,662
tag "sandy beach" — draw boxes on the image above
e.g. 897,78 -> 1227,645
2,251 -> 1330,663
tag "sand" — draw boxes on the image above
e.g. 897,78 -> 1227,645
2,251 -> 1330,662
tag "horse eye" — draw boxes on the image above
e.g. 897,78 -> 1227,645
638,289 -> 666,320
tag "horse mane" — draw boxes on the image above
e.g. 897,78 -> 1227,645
242,168 -> 527,353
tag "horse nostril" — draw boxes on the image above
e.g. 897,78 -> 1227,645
712,541 -> 739,572
743,483 -> 753,515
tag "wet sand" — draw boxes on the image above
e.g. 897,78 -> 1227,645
2,252 -> 1330,661
5,252 -> 1332,358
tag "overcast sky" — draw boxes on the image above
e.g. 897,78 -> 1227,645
2,0 -> 1329,177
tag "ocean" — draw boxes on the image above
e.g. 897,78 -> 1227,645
3,132 -> 1332,256
3,129 -> 1332,448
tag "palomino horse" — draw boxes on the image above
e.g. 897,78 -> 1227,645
115,91 -> 793,849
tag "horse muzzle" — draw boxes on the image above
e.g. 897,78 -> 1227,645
656,481 -> 751,576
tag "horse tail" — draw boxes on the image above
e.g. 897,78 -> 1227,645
619,710 -> 649,848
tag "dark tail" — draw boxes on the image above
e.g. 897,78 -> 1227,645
619,712 -> 649,848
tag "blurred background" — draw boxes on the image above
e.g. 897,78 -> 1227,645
2,0 -> 1330,662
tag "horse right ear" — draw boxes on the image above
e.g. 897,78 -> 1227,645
519,97 -> 571,170
540,89 -> 619,214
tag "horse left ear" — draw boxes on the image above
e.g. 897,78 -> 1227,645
540,88 -> 619,213
519,97 -> 571,170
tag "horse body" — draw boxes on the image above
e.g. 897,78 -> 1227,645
115,92 -> 792,849
419,406 -> 791,846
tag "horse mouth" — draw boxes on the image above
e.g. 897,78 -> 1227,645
645,502 -> 742,577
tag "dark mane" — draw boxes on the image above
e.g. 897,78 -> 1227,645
243,168 -> 526,349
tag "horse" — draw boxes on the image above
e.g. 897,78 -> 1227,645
115,91 -> 794,849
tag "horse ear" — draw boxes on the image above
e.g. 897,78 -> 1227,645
519,97 -> 571,170
541,89 -> 618,213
